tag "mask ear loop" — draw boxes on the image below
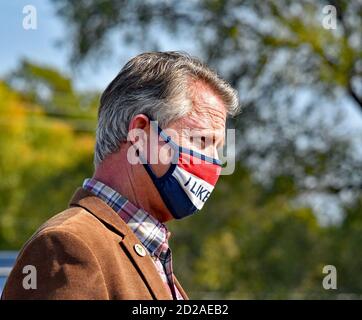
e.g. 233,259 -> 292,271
149,118 -> 179,163
138,118 -> 179,179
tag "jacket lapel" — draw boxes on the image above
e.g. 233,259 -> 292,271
69,187 -> 172,300
120,235 -> 173,300
174,275 -> 189,300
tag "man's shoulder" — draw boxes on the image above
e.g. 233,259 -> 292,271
37,206 -> 97,234
25,205 -> 113,250
1,206 -> 112,300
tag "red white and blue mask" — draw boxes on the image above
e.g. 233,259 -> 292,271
142,121 -> 222,219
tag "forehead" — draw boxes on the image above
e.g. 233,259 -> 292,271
177,79 -> 227,131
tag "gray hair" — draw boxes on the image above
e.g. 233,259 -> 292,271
94,51 -> 240,166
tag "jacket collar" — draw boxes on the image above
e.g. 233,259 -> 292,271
68,187 -> 188,300
69,187 -> 130,237
82,178 -> 169,257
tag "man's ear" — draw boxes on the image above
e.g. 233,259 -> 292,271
127,114 -> 152,163
128,114 -> 150,144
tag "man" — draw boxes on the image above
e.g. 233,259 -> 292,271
2,52 -> 239,300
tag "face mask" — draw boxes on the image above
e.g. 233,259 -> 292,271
140,120 -> 222,219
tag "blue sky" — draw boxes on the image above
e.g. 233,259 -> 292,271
0,0 -> 136,90
0,2 -> 70,81
0,0 -> 196,91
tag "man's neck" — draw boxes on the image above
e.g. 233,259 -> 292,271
92,149 -> 173,223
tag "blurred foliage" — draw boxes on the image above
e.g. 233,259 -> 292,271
170,165 -> 362,298
51,0 -> 362,215
51,0 -> 362,109
0,64 -> 98,249
0,0 -> 361,299
6,60 -> 99,132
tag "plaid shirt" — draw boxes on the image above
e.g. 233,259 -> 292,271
82,178 -> 183,300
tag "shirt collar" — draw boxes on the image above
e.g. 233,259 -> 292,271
82,178 -> 169,256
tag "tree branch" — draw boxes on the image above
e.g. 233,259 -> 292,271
348,83 -> 362,112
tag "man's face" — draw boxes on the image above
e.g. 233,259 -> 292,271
152,80 -> 227,177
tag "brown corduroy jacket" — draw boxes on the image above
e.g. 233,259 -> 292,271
1,188 -> 188,300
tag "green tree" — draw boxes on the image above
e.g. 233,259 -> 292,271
48,0 -> 362,298
7,59 -> 99,133
0,64 -> 97,248
51,0 -> 362,210
52,0 -> 362,110
170,165 -> 322,298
